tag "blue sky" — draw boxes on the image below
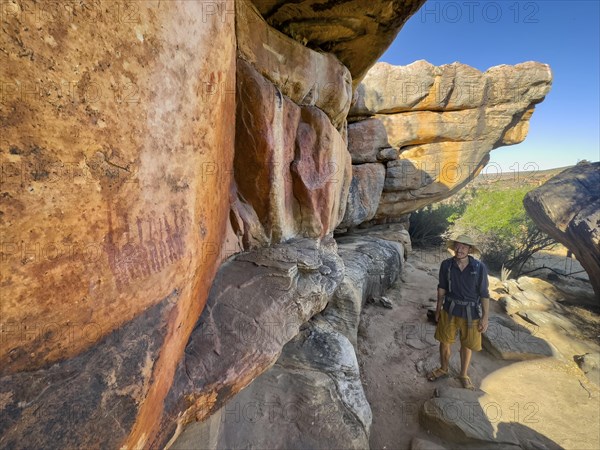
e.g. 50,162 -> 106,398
379,0 -> 600,173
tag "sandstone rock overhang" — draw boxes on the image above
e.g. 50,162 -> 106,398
250,0 -> 427,83
0,0 -> 556,446
343,60 -> 553,223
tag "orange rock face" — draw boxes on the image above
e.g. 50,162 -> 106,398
1,1 -> 235,448
234,59 -> 351,244
291,106 -> 352,237
3,0 -> 557,448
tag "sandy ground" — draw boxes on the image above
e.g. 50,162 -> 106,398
357,248 -> 600,450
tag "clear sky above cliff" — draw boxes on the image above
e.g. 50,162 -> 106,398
380,0 -> 600,174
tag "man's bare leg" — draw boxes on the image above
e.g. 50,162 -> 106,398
459,345 -> 472,377
440,342 -> 451,371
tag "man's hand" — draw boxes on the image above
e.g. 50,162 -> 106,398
478,316 -> 489,333
478,297 -> 490,333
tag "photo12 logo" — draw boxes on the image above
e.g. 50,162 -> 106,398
420,1 -> 540,24
0,1 -> 141,26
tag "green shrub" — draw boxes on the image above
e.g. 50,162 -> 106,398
409,199 -> 466,247
449,186 -> 555,274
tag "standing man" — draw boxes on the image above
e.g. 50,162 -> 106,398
427,235 -> 490,389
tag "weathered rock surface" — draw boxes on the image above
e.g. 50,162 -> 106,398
411,437 -> 448,450
499,274 -> 599,316
493,273 -> 598,376
292,106 -> 352,236
170,235 -> 404,449
155,238 -> 344,447
499,291 -> 554,315
345,61 -> 552,219
338,222 -> 412,257
250,0 -> 426,82
339,164 -> 386,230
0,2 -> 235,448
482,315 -> 555,361
516,310 -> 577,334
323,236 -> 404,348
2,0 -> 560,447
420,386 -> 563,449
384,158 -> 435,192
420,387 -> 520,446
378,146 -> 399,162
234,59 -> 352,244
237,0 -> 352,128
347,118 -> 391,163
170,409 -> 222,450
524,162 -> 600,300
351,60 -> 483,116
215,321 -> 372,450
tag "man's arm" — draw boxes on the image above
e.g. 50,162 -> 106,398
478,297 -> 489,332
436,259 -> 450,323
478,261 -> 490,333
436,287 -> 446,323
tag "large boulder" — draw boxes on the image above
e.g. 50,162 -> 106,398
482,315 -> 555,361
214,321 -> 372,450
338,222 -> 412,257
351,60 -> 486,116
323,236 -> 404,348
150,238 -> 345,447
420,387 -> 519,446
170,235 -> 404,449
250,0 -> 426,82
234,59 -> 352,244
523,162 -> 600,300
347,118 -> 392,163
344,61 -> 552,219
419,386 -> 565,449
0,2 -> 235,448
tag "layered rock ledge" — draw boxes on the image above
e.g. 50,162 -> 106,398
250,0 -> 426,82
170,235 -> 404,449
341,60 -> 552,226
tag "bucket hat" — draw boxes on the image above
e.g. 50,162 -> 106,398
446,234 -> 481,256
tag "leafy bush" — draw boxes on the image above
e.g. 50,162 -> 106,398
409,199 -> 466,247
449,186 -> 555,274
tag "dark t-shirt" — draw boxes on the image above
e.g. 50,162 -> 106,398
437,256 -> 489,319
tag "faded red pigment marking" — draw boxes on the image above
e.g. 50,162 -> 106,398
105,208 -> 188,289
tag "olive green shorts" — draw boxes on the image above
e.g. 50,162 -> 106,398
435,310 -> 482,351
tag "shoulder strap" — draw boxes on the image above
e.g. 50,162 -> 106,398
446,258 -> 452,294
447,258 -> 483,297
473,258 -> 482,296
